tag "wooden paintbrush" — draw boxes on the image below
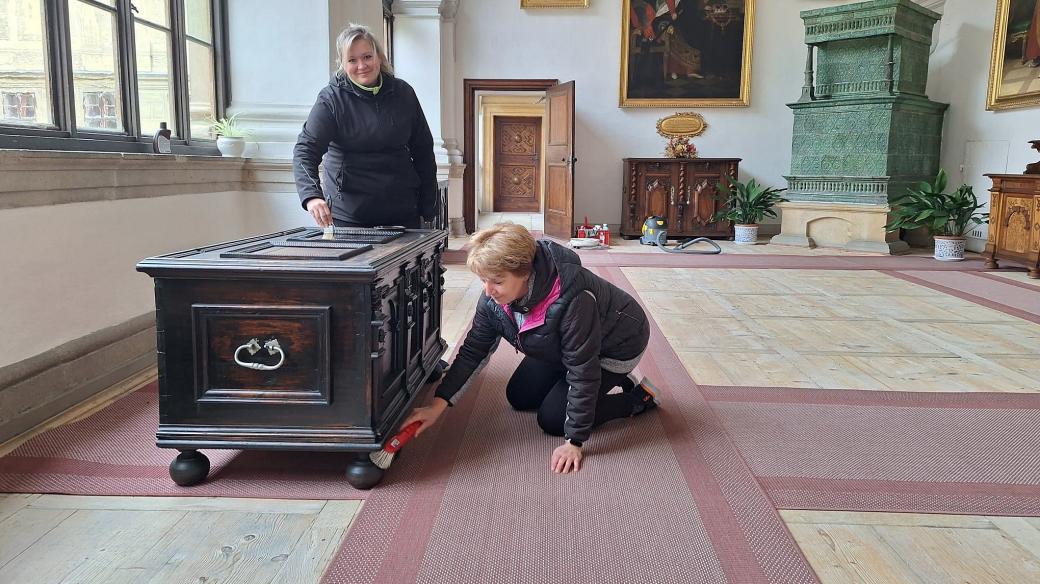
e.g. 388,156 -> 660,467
369,421 -> 422,470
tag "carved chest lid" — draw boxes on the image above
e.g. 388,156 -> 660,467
136,227 -> 442,279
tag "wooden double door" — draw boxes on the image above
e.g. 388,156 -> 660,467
620,158 -> 740,239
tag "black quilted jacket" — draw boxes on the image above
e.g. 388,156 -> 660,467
293,72 -> 437,226
435,240 -> 650,442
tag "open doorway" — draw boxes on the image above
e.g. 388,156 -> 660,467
476,94 -> 546,231
463,79 -> 575,238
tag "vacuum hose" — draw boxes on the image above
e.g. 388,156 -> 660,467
654,237 -> 721,254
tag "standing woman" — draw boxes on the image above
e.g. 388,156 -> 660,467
402,224 -> 658,474
293,24 -> 438,229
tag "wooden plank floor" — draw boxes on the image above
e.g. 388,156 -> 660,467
2,241 -> 1039,583
0,494 -> 360,584
782,510 -> 1040,584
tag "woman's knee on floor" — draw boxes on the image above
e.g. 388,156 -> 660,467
506,376 -> 542,411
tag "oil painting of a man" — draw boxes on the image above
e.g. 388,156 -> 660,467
621,0 -> 752,107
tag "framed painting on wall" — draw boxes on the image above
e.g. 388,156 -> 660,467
620,0 -> 755,108
987,0 -> 1040,110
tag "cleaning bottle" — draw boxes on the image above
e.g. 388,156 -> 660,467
153,122 -> 172,154
599,223 -> 610,246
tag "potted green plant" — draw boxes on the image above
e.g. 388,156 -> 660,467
884,169 -> 989,261
710,178 -> 788,245
209,113 -> 249,157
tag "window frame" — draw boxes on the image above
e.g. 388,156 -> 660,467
383,0 -> 393,66
0,0 -> 229,154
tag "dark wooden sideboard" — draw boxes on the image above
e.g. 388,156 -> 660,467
621,158 -> 740,239
984,174 -> 1040,278
136,227 -> 447,489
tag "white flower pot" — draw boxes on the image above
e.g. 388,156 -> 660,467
733,224 -> 759,245
216,136 -> 246,157
933,236 -> 966,261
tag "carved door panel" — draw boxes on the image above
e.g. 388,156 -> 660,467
370,277 -> 405,418
998,196 -> 1036,255
680,163 -> 723,234
635,162 -> 676,226
493,116 -> 541,212
679,160 -> 737,237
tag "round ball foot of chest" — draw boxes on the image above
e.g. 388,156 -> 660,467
345,453 -> 385,490
169,450 -> 210,486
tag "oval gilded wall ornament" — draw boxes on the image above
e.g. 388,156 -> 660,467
656,112 -> 707,138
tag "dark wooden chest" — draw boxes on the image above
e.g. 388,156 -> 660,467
136,227 -> 447,489
621,158 -> 740,239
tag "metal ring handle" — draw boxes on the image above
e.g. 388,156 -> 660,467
233,338 -> 285,371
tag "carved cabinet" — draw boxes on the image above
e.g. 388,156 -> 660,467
136,227 -> 447,489
985,174 -> 1040,278
621,158 -> 740,239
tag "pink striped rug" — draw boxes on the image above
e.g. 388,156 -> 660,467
884,269 -> 1040,324
702,385 -> 1040,517
0,383 -> 373,499
321,266 -> 819,584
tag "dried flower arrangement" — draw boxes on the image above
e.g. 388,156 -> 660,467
664,136 -> 697,159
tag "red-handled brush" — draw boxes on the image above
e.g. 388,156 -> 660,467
369,421 -> 422,470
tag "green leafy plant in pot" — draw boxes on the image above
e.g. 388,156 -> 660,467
209,113 -> 250,157
884,169 -> 988,261
710,178 -> 788,245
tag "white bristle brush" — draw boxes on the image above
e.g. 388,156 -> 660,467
370,421 -> 422,470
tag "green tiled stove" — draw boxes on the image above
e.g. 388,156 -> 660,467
771,0 -> 947,253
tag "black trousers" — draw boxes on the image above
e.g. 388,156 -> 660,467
505,356 -> 636,437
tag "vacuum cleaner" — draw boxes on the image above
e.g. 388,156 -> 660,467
640,216 -> 721,254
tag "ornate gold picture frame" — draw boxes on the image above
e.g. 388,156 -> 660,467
521,0 -> 590,7
987,0 -> 1040,111
620,0 -> 754,108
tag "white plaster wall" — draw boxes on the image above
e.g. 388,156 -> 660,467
0,192 -> 308,369
928,0 -> 1038,216
229,1 -> 332,107
228,0 -> 384,159
395,16 -> 443,136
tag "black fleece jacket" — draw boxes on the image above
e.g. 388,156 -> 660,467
293,72 -> 437,226
435,241 -> 651,443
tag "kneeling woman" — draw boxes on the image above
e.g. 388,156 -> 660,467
403,223 -> 656,474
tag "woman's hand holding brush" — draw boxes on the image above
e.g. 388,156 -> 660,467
400,397 -> 449,437
305,197 -> 333,228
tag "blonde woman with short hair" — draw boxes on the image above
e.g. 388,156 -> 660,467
402,224 -> 656,474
